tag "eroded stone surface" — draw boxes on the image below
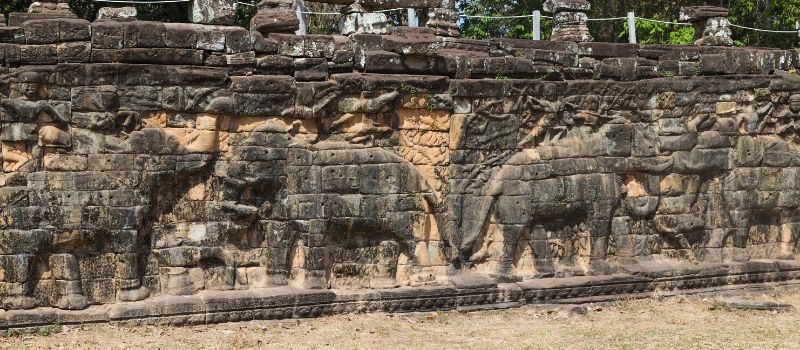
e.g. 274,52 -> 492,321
0,18 -> 800,328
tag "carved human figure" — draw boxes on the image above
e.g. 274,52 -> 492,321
774,94 -> 800,141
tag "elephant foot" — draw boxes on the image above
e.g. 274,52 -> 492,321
55,294 -> 89,310
369,277 -> 399,289
409,267 -> 437,286
118,287 -> 150,302
3,296 -> 37,310
291,270 -> 326,289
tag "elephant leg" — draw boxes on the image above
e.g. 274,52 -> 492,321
291,220 -> 326,289
392,211 -> 437,286
256,221 -> 295,288
779,219 -> 799,259
116,252 -> 150,302
3,254 -> 38,310
491,224 -> 524,282
51,254 -> 89,310
674,234 -> 698,264
117,230 -> 150,302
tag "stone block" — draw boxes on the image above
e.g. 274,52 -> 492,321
91,21 -> 125,49
224,27 -> 252,54
190,0 -> 237,25
123,21 -> 166,48
58,19 -> 90,42
57,42 -> 91,63
23,19 -> 59,44
250,9 -> 299,35
96,6 -> 137,20
164,23 -> 199,49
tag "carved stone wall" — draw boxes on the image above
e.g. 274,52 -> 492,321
2,19 -> 800,328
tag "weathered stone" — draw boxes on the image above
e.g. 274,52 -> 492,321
190,0 -> 237,25
543,0 -> 592,42
250,0 -> 299,36
96,7 -> 137,21
0,19 -> 800,329
7,12 -> 77,27
681,6 -> 733,46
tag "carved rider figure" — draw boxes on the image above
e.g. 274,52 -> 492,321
774,94 -> 800,141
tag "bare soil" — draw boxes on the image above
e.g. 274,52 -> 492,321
4,291 -> 800,350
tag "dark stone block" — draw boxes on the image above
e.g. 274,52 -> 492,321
294,58 -> 329,81
57,42 -> 91,63
59,19 -> 91,42
233,93 -> 294,116
224,27 -> 252,54
255,55 -> 294,75
123,21 -> 166,48
23,19 -> 59,44
164,23 -> 199,49
91,21 -> 125,49
19,44 -> 58,65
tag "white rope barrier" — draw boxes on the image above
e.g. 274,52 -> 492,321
374,8 -> 406,13
636,17 -> 692,26
729,23 -> 797,34
586,16 -> 627,21
458,14 -> 553,19
459,14 -> 534,19
296,10 -> 340,15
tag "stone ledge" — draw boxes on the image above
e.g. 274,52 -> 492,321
1,20 -> 797,82
2,260 -> 799,330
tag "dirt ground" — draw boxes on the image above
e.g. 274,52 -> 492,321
3,291 -> 800,350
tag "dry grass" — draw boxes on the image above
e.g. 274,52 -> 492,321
4,291 -> 800,350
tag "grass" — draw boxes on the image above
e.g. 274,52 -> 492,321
3,291 -> 800,349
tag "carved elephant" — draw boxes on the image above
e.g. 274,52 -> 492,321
215,130 -> 443,290
0,128 -> 207,310
459,121 -> 681,280
460,150 -> 626,280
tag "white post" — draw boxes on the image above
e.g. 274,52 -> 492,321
627,11 -> 636,44
533,10 -> 541,40
294,0 -> 308,35
796,20 -> 800,38
408,8 -> 418,27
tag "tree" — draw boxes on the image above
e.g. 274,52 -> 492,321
458,0 -> 800,49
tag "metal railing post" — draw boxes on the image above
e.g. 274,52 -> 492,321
533,10 -> 541,40
408,8 -> 419,27
627,11 -> 636,43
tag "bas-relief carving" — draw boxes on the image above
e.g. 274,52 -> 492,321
2,39 -> 800,315
458,92 -> 800,280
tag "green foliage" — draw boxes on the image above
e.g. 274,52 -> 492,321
305,2 -> 339,35
236,3 -> 257,28
459,0 -> 800,48
620,19 -> 694,45
458,0 -> 551,40
400,83 -> 420,94
1,0 -> 32,16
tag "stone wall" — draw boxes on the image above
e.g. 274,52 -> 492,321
2,18 -> 800,327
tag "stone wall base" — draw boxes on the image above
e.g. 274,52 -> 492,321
3,259 -> 800,330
